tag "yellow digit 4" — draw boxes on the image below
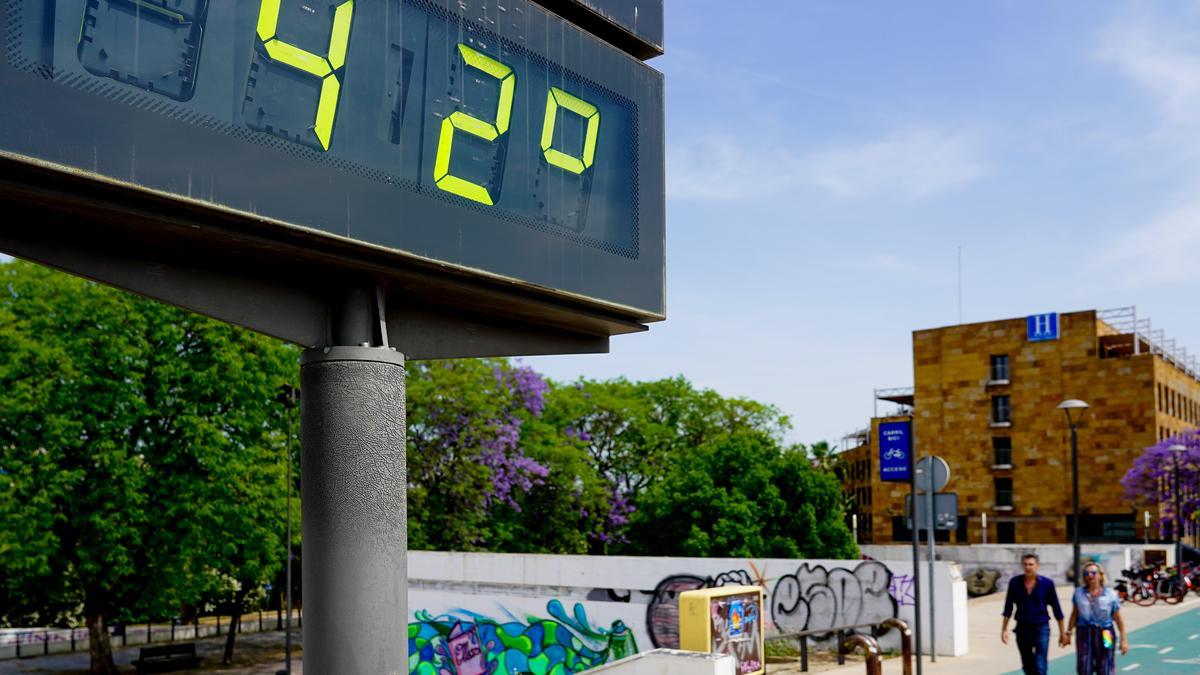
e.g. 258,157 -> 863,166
433,44 -> 515,206
541,87 -> 599,175
256,0 -> 354,151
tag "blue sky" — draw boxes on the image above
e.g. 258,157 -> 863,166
5,1 -> 1200,447
525,0 -> 1200,445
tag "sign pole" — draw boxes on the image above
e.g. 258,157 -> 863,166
907,420 -> 922,675
299,288 -> 407,675
926,483 -> 936,662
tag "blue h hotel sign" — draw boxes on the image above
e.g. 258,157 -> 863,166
1027,312 -> 1059,342
878,421 -> 912,482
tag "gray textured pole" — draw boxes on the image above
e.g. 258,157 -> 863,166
301,346 -> 407,675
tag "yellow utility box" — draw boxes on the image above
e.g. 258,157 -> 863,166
679,585 -> 765,675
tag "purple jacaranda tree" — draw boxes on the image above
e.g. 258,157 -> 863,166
406,359 -> 550,550
1121,430 -> 1200,538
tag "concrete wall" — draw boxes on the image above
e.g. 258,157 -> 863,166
860,543 -> 1174,591
408,551 -> 968,673
588,650 -> 735,675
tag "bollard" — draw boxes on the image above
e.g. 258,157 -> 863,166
800,635 -> 809,672
70,628 -> 76,652
147,621 -> 152,644
879,618 -> 914,675
837,629 -> 846,665
171,618 -> 176,642
43,629 -> 49,655
842,634 -> 883,675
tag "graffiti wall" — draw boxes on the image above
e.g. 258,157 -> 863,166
408,597 -> 638,675
409,552 -> 967,673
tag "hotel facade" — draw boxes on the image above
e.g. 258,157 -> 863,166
841,307 -> 1199,545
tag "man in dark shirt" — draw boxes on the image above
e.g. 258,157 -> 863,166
1000,553 -> 1067,675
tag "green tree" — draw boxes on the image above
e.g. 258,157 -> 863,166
0,261 -> 297,673
625,428 -> 857,559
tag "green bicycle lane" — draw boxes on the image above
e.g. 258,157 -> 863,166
1006,605 -> 1200,673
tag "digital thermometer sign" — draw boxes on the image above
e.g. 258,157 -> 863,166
0,0 -> 664,317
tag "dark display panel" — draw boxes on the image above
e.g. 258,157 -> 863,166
0,0 -> 664,315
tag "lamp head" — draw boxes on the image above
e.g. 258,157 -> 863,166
1166,444 -> 1187,454
1057,399 -> 1089,426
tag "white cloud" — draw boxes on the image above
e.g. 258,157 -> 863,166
1099,188 -> 1200,287
667,128 -> 987,202
1092,5 -> 1200,285
806,129 -> 988,199
1095,2 -> 1200,158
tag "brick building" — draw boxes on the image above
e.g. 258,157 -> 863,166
840,307 -> 1199,545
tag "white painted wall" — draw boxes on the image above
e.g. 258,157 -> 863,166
860,543 -> 1172,590
408,552 -> 967,658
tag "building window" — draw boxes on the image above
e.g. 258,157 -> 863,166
991,395 -> 1012,425
995,477 -> 1014,508
989,354 -> 1010,382
993,437 -> 1013,466
997,521 -> 1016,544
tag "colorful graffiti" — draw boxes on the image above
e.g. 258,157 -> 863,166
409,599 -> 638,674
709,592 -> 763,674
645,569 -> 754,648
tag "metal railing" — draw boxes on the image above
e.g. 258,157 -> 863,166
765,617 -> 912,674
1098,306 -> 1199,379
0,609 -> 302,660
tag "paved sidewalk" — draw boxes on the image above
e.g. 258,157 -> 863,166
816,586 -> 1200,675
0,629 -> 302,674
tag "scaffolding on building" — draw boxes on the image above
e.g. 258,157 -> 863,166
1097,306 -> 1200,380
873,386 -> 914,419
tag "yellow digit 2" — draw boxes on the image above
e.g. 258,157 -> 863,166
541,87 -> 599,174
256,0 -> 354,151
433,44 -> 515,206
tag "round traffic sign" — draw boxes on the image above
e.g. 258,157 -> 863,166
915,456 -> 950,492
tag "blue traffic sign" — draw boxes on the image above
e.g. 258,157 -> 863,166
879,421 -> 912,482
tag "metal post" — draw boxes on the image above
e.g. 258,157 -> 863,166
909,444 -> 922,675
800,635 -> 808,672
1175,455 -> 1183,590
926,483 -> 936,662
982,513 -> 987,545
1071,425 -> 1081,587
301,343 -> 406,675
277,384 -> 297,675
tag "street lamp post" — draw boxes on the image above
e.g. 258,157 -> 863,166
276,384 -> 298,675
1058,399 -> 1089,587
1167,444 -> 1188,591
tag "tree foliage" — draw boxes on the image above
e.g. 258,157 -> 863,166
0,260 -> 859,671
403,367 -> 857,559
0,261 -> 297,672
1121,431 -> 1200,534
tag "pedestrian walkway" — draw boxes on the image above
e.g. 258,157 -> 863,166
816,586 -> 1200,675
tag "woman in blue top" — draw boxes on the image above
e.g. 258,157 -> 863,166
1066,561 -> 1127,675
